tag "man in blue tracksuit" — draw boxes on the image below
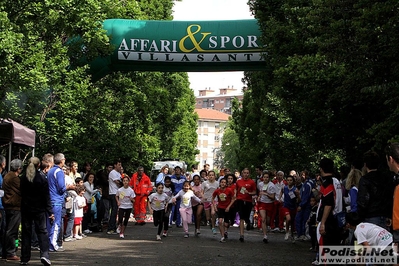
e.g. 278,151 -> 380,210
170,166 -> 186,227
47,153 -> 67,251
295,171 -> 314,240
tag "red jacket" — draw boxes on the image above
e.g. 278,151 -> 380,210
129,172 -> 152,196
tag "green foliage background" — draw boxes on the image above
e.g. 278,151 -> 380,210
0,0 -> 197,173
225,0 -> 399,173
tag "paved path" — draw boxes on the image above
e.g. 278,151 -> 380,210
8,223 -> 315,266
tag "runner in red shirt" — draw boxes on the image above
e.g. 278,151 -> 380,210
235,168 -> 256,242
212,178 -> 235,243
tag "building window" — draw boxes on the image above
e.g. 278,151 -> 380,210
225,98 -> 231,107
214,136 -> 220,141
215,123 -> 220,128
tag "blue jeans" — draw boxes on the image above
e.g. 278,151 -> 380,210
295,206 -> 311,237
64,207 -> 74,238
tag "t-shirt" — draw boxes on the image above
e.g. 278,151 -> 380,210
236,178 -> 256,202
258,181 -> 277,204
316,175 -> 335,224
212,188 -> 234,209
174,190 -> 201,208
191,184 -> 202,206
74,195 -> 86,218
148,192 -> 169,211
163,186 -> 173,203
201,180 -> 219,203
116,187 -> 136,209
283,185 -> 298,209
355,222 -> 393,248
109,170 -> 121,195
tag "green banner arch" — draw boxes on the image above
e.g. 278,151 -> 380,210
90,19 -> 264,80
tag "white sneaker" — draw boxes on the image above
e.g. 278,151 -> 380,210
116,226 -> 121,234
196,229 -> 200,235
284,233 -> 289,241
120,234 -> 124,239
220,237 -> 226,243
156,235 -> 161,241
74,235 -> 83,240
311,260 -> 320,265
83,229 -> 92,234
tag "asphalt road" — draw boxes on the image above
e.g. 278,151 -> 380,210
6,222 -> 315,266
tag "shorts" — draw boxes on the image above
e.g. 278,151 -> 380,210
74,217 -> 83,225
281,207 -> 296,217
258,202 -> 273,212
236,199 -> 253,222
217,208 -> 229,219
204,202 -> 212,210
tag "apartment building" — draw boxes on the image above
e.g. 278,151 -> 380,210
195,108 -> 230,170
195,86 -> 245,115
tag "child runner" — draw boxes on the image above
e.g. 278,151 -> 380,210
172,181 -> 202,238
212,178 -> 235,243
148,183 -> 170,240
73,185 -> 86,240
116,176 -> 136,239
201,170 -> 219,234
279,175 -> 300,243
162,176 -> 174,237
191,174 -> 204,235
257,172 -> 277,243
225,173 -> 237,237
235,168 -> 256,242
308,196 -> 319,252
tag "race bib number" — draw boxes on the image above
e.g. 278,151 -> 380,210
119,192 -> 125,199
219,193 -> 226,201
263,184 -> 268,191
155,200 -> 161,208
288,191 -> 295,199
240,187 -> 246,194
183,197 -> 189,205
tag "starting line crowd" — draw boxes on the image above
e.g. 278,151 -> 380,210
2,144 -> 399,266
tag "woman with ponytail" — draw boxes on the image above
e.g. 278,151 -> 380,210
20,157 -> 54,266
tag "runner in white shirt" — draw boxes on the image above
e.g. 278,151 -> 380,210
257,172 -> 277,243
148,183 -> 170,240
115,176 -> 135,238
201,170 -> 219,234
172,181 -> 202,238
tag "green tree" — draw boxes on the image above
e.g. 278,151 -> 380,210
0,0 -> 198,173
234,0 -> 399,172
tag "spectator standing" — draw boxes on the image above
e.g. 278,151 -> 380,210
107,160 -> 122,234
47,153 -> 67,252
0,155 -> 6,257
317,158 -> 340,248
2,159 -> 23,261
20,157 -> 53,266
357,151 -> 393,230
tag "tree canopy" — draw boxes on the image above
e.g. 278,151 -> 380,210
227,0 -> 399,172
0,0 -> 197,173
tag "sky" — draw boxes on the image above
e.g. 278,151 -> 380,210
172,0 -> 253,95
